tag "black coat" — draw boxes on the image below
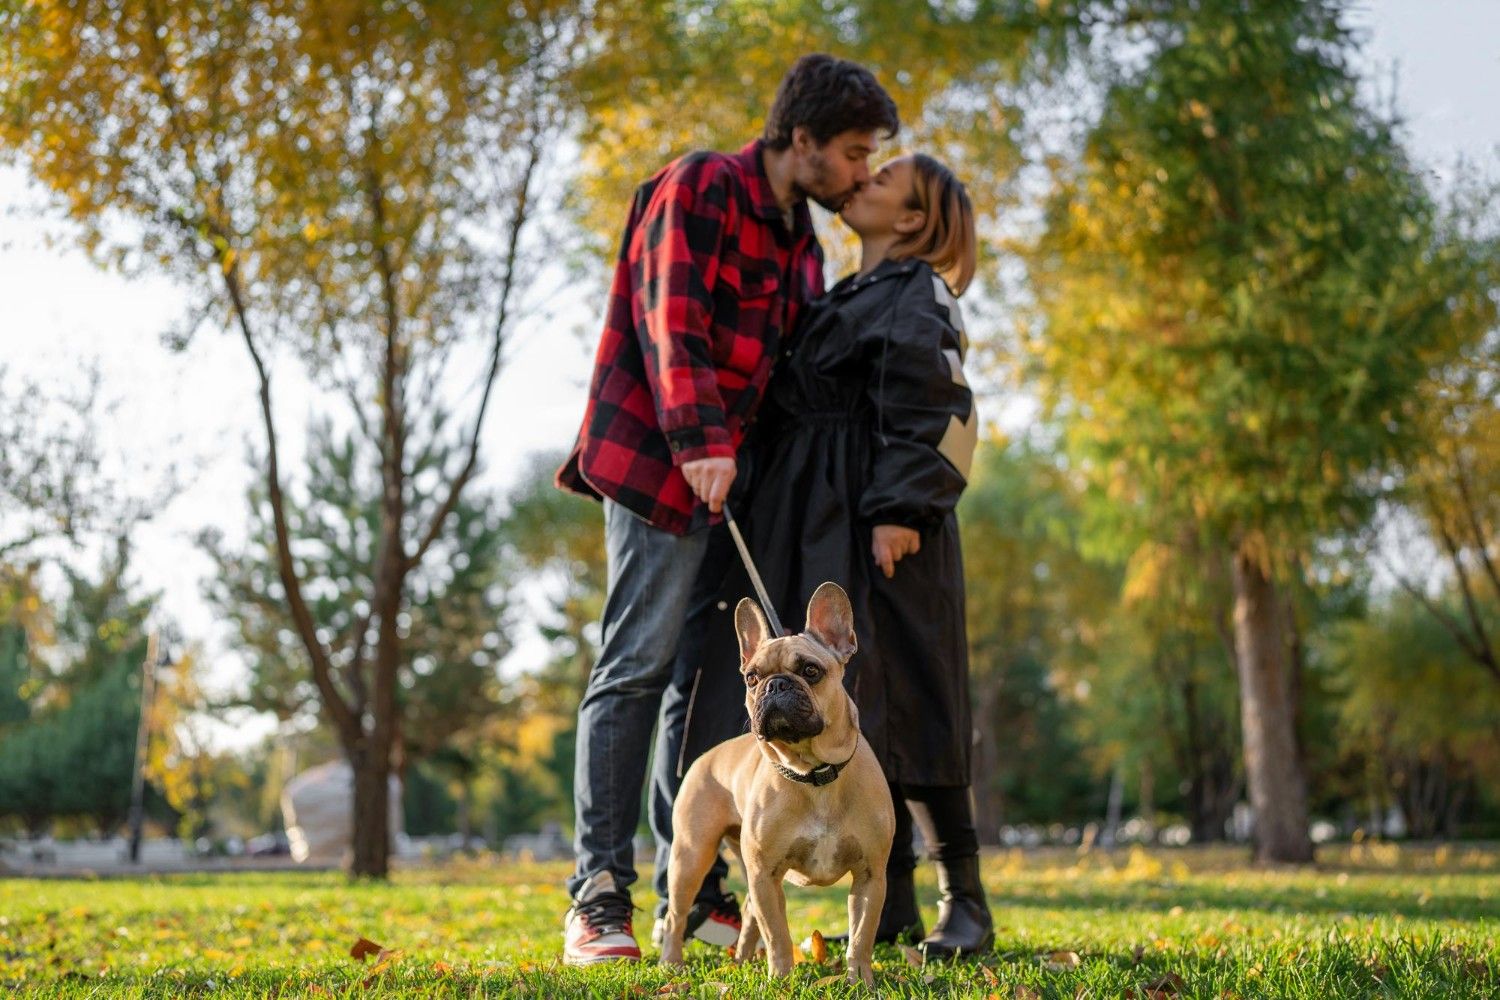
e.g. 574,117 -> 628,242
679,257 -> 978,786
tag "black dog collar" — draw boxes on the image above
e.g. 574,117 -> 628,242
770,736 -> 860,787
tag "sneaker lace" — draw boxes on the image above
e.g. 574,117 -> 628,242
574,891 -> 634,934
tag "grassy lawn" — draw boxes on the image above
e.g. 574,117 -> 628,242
1,844 -> 1496,998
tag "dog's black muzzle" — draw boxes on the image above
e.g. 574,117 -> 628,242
753,678 -> 825,743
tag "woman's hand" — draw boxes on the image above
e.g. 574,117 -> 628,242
872,525 -> 921,579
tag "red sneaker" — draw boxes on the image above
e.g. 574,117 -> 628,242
564,872 -> 641,966
651,891 -> 743,950
687,891 -> 743,947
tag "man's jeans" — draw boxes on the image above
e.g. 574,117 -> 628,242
648,524 -> 739,912
569,498 -> 729,903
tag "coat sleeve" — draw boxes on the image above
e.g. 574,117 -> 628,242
859,269 -> 979,529
630,157 -> 735,464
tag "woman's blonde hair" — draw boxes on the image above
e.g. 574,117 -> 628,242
888,154 -> 977,295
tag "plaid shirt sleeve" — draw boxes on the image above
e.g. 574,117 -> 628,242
629,159 -> 735,464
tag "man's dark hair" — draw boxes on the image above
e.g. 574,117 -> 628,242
763,54 -> 899,151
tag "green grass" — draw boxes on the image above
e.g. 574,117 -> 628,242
1,843 -> 1496,997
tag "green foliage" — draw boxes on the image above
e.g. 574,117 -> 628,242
570,1 -> 1080,273
0,662 -> 140,835
1323,594 -> 1500,836
52,537 -> 154,691
201,418 -> 514,761
1023,0 -> 1496,558
0,539 -> 159,835
959,437 -> 1107,827
0,623 -> 32,728
401,760 -> 458,838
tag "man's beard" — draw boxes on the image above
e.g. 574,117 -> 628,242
796,151 -> 855,213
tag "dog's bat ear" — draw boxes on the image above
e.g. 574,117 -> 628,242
805,582 -> 857,660
735,597 -> 770,664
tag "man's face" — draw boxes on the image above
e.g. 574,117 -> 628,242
791,127 -> 879,213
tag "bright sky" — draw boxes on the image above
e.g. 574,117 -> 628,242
1,1 -> 1496,750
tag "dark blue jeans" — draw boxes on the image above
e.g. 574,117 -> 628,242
648,524 -> 739,913
568,499 -> 729,903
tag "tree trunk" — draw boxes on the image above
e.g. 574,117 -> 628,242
1230,544 -> 1314,863
350,739 -> 390,877
970,676 -> 1005,846
1138,759 -> 1155,833
1101,764 -> 1124,847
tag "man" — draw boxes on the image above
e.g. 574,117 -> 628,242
555,54 -> 900,965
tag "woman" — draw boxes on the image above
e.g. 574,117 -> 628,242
673,153 -> 993,959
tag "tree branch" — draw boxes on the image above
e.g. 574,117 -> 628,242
1380,546 -> 1499,683
1426,490 -> 1500,683
1452,450 -> 1500,603
144,5 -> 358,741
405,128 -> 544,573
220,259 -> 362,740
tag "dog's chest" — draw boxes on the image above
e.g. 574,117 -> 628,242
778,813 -> 869,887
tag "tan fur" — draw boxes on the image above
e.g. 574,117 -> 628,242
659,583 -> 896,986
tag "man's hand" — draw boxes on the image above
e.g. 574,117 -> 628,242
681,457 -> 737,514
872,525 -> 921,579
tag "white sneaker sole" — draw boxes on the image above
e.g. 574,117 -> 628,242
691,918 -> 741,948
563,950 -> 642,966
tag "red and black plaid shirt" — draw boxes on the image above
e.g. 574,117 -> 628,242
557,140 -> 825,534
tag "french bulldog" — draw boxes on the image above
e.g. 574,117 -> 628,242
659,582 -> 895,986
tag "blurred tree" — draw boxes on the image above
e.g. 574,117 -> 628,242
0,366 -> 115,560
1326,595 -> 1500,838
958,437 -> 1109,836
1019,0 -> 1496,861
470,452 -> 605,840
1380,256 -> 1500,685
1081,537 -> 1244,842
0,541 -> 156,834
52,537 -> 154,693
200,418 -> 513,803
569,1 -> 1087,276
2,0 -> 583,877
142,643 -> 247,842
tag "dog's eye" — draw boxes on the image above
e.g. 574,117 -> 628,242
744,672 -> 759,687
799,661 -> 822,682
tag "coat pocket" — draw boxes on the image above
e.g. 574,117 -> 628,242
714,267 -> 781,374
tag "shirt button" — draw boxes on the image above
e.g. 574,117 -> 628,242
716,600 -> 729,611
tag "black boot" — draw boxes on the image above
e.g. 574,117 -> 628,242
919,856 -> 994,960
826,865 -> 925,945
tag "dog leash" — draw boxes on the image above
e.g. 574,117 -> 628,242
722,502 -> 785,638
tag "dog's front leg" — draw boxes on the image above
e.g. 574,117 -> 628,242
846,868 -> 886,986
745,863 -> 794,976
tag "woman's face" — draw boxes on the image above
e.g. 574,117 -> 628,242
838,155 -> 921,239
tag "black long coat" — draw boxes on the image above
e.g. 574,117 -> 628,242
678,257 -> 979,786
